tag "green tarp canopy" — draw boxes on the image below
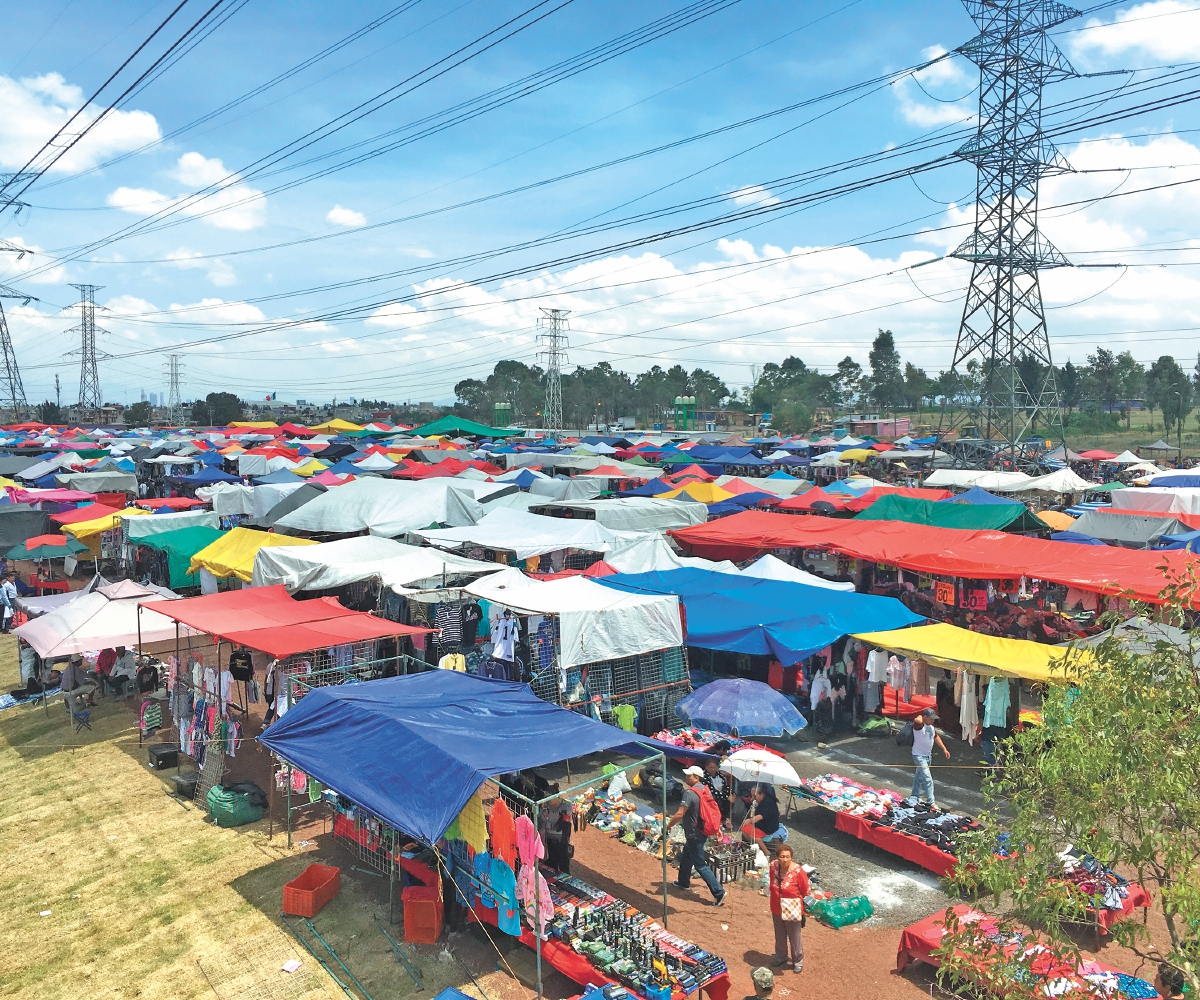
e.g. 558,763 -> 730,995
406,415 -> 523,438
1087,482 -> 1127,492
856,493 -> 1050,532
135,525 -> 225,588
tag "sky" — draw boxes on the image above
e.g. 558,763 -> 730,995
2,0 -> 1200,407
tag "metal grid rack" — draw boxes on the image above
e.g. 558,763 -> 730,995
549,647 -> 692,732
198,930 -> 334,1000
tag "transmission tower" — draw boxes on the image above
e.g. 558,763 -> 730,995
55,374 -> 60,409
68,283 -> 107,415
165,354 -> 185,425
0,241 -> 34,422
537,308 -> 570,433
940,0 -> 1078,468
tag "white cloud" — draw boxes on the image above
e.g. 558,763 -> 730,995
165,248 -> 236,287
1069,1 -> 1200,65
107,152 -> 265,231
326,204 -> 365,227
727,184 -> 780,207
0,235 -> 65,284
365,301 -> 431,329
0,72 -> 159,173
891,46 -> 976,127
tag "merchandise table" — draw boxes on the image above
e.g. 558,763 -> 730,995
650,727 -> 785,758
833,812 -> 957,878
468,871 -> 730,1000
1091,882 -> 1151,931
879,690 -> 937,720
896,905 -> 1159,998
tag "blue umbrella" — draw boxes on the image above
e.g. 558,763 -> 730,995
675,677 -> 806,737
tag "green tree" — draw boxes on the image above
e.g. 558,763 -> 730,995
689,368 -> 729,409
940,572 -> 1200,999
1087,347 -> 1119,413
36,400 -> 63,424
191,398 -> 210,425
867,329 -> 904,413
125,400 -> 152,426
903,362 -> 931,416
830,357 -> 862,413
1114,350 -> 1145,429
204,392 -> 244,426
1057,360 -> 1082,412
1147,355 -> 1193,448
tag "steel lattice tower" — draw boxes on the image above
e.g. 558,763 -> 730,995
68,283 -> 106,414
0,241 -> 33,422
538,308 -> 570,432
165,354 -> 184,425
941,0 -> 1079,467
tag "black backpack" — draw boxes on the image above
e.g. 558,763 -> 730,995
895,722 -> 914,748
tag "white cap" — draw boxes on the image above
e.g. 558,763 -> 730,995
682,765 -> 705,778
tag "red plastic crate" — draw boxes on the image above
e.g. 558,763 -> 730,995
283,863 -> 341,917
401,885 -> 444,944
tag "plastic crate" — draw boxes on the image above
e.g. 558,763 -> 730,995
283,864 -> 341,917
401,885 -> 444,944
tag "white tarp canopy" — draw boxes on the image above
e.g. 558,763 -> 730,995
198,482 -> 255,516
251,535 -> 500,592
528,477 -> 605,501
481,491 -> 545,513
740,554 -> 857,591
809,452 -> 848,468
604,533 -> 739,575
1003,468 -> 1092,495
464,567 -> 682,668
353,453 -> 397,472
533,498 -> 707,532
715,474 -> 808,497
16,453 -> 86,480
1112,450 -> 1143,464
126,509 -> 220,539
54,470 -> 139,493
14,580 -> 199,657
238,454 -> 303,476
416,507 -> 618,559
1110,486 -> 1200,515
925,469 -> 1038,491
274,477 -> 507,536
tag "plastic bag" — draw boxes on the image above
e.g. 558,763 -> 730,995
808,895 -> 874,928
607,771 -> 631,800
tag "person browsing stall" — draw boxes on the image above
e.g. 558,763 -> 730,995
742,784 -> 781,841
911,708 -> 950,811
769,843 -> 809,973
665,765 -> 726,906
60,654 -> 98,714
745,967 -> 775,1000
108,646 -> 137,698
701,757 -> 731,825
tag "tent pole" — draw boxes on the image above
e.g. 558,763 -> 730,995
287,764 -> 293,850
660,749 -> 668,929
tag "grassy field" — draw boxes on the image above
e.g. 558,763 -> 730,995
0,637 -> 544,1000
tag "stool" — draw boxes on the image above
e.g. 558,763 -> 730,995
72,710 -> 92,733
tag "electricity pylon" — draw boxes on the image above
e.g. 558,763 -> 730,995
165,354 -> 185,425
940,0 -> 1078,468
538,308 -> 570,432
68,284 -> 107,415
0,240 -> 33,422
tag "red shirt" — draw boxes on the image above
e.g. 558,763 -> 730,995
769,860 -> 810,916
95,648 -> 116,676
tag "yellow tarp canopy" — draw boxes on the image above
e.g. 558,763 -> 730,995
62,507 -> 150,556
853,622 -> 1095,683
189,527 -> 317,582
228,421 -> 278,428
655,482 -> 735,503
839,448 -> 873,462
0,477 -> 18,488
1038,510 -> 1076,531
308,418 -> 364,432
291,458 -> 330,477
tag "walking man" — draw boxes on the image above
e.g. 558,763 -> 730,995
665,765 -> 726,906
911,708 -> 950,811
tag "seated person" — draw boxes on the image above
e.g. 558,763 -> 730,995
93,647 -> 116,693
60,654 -> 98,714
108,646 -> 137,698
741,784 -> 783,841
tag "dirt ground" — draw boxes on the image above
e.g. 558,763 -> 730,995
0,631 -> 1172,1000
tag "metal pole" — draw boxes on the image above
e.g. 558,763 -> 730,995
287,764 -> 292,850
660,750 -> 668,929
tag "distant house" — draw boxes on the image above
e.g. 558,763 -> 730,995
850,416 -> 911,438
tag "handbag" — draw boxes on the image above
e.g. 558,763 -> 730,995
779,896 -> 805,922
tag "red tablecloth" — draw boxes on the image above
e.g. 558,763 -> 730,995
879,690 -> 937,720
834,812 -> 958,878
896,904 -> 1159,996
469,901 -> 730,1000
1090,881 -> 1152,931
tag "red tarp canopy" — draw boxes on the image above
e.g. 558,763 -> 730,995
665,464 -> 714,481
841,486 -> 955,512
143,585 -> 429,659
770,487 -> 852,513
135,497 -> 207,510
669,509 -> 1198,604
48,503 -> 123,525
1077,449 -> 1117,460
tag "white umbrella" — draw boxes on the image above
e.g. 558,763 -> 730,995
719,747 -> 802,787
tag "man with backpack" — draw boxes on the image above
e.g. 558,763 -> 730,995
665,765 -> 726,906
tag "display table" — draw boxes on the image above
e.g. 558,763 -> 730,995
468,874 -> 730,1000
1089,881 -> 1152,932
834,812 -> 957,878
896,905 -> 1159,997
879,690 -> 937,720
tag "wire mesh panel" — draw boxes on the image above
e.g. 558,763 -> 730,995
197,930 -> 335,1000
558,647 -> 691,731
328,801 -> 403,875
194,737 -> 226,805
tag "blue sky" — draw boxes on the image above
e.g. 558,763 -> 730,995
2,0 -> 1200,406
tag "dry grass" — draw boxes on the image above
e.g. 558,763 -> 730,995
0,635 -> 546,1000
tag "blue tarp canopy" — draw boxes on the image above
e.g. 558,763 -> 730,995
1149,475 -> 1200,488
598,568 -> 922,665
1051,531 -> 1109,546
175,465 -> 240,484
937,486 -> 1021,506
619,478 -> 673,497
1156,528 -> 1200,551
253,469 -> 303,485
257,672 -> 710,844
508,468 -> 540,490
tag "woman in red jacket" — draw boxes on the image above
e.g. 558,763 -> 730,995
769,843 -> 809,973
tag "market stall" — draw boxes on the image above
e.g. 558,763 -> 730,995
896,905 -> 1159,998
257,671 -> 726,1000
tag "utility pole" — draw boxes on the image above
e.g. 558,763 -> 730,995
55,374 -> 61,410
165,354 -> 184,425
939,0 -> 1076,469
0,240 -> 33,422
538,307 -> 570,433
68,283 -> 107,416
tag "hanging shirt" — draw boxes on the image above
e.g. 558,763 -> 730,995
473,850 -> 495,907
809,669 -> 832,710
435,603 -> 463,646
458,790 -> 489,853
516,866 -> 553,937
489,797 -> 519,869
514,814 -> 545,868
438,653 -> 466,672
491,616 -> 518,662
983,676 -> 1011,729
866,649 -> 889,682
489,858 -> 521,936
612,704 -> 637,732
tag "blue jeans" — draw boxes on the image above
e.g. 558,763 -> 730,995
911,754 -> 935,806
677,835 -> 723,900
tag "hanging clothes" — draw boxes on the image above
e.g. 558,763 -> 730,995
473,850 -> 495,908
514,814 -> 545,868
489,797 -> 518,869
866,649 -> 889,683
458,790 -> 489,853
983,676 -> 1011,729
959,672 -> 980,744
491,615 -> 518,662
516,866 -> 553,938
489,857 -> 521,936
